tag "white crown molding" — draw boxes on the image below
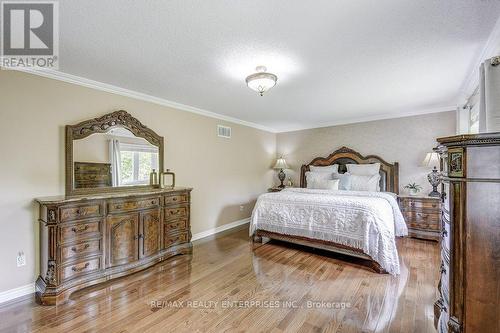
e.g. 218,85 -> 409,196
8,68 -> 458,134
0,283 -> 34,304
191,218 -> 249,241
11,68 -> 277,133
459,15 -> 500,104
276,106 -> 456,133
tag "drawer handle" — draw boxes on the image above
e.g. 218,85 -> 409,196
72,262 -> 90,272
71,225 -> 89,233
417,213 -> 429,219
75,208 -> 89,216
71,244 -> 90,252
171,209 -> 181,215
151,200 -> 156,204
410,202 -> 415,207
115,205 -> 123,209
432,204 -> 437,208
172,197 -> 177,201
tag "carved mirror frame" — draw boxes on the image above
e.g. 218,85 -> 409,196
65,110 -> 164,197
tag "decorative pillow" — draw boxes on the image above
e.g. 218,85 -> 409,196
322,179 -> 340,190
305,171 -> 333,189
332,172 -> 352,191
346,163 -> 381,176
350,174 -> 381,192
308,177 -> 339,190
309,164 -> 339,173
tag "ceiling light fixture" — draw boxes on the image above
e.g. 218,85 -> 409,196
245,66 -> 277,96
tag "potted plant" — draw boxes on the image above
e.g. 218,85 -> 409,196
404,183 -> 422,196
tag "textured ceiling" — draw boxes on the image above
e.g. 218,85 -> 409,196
58,0 -> 500,132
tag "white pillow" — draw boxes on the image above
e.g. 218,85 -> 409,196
309,164 -> 339,173
347,163 -> 380,176
350,174 -> 381,192
305,171 -> 332,189
307,177 -> 339,190
322,179 -> 340,190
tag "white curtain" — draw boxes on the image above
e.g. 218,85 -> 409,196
109,139 -> 121,186
479,56 -> 500,132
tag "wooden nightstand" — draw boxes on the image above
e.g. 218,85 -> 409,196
398,195 -> 441,241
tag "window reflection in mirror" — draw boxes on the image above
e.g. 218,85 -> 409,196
73,127 -> 159,189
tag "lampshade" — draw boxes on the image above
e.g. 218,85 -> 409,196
273,157 -> 288,170
421,152 -> 440,168
245,66 -> 277,96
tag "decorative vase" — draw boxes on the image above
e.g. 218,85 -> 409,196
427,167 -> 442,197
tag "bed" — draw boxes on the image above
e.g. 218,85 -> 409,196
250,146 -> 408,275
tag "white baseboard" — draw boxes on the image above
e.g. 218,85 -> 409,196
0,218 -> 249,304
0,283 -> 35,304
191,218 -> 250,241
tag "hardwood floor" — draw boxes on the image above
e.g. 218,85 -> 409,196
0,226 -> 440,333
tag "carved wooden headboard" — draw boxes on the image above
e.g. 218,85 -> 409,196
300,146 -> 399,194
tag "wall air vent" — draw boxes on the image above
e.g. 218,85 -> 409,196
217,125 -> 231,138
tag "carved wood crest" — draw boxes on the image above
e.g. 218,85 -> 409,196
69,110 -> 162,147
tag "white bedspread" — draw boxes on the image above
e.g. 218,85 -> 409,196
250,188 -> 408,275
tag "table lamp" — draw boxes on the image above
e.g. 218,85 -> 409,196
273,156 -> 288,188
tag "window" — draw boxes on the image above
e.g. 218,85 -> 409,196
119,143 -> 159,185
469,104 -> 479,134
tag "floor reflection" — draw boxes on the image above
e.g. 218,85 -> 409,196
252,240 -> 409,332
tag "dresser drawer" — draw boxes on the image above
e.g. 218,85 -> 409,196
60,220 -> 102,243
61,257 -> 101,281
60,239 -> 102,263
401,198 -> 440,211
108,197 -> 160,213
75,163 -> 110,174
404,211 -> 440,229
165,219 -> 188,232
164,193 -> 189,206
164,205 -> 188,221
60,203 -> 103,222
164,231 -> 189,248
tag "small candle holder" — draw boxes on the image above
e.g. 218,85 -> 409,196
160,169 -> 176,188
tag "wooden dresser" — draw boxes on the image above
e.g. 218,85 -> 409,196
36,187 -> 192,305
398,195 -> 441,241
434,133 -> 500,333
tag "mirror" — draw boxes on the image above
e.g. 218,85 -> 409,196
66,110 -> 164,196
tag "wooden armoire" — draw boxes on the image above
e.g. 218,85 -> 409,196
434,132 -> 500,333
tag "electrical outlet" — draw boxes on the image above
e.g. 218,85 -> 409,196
239,205 -> 245,212
17,251 -> 26,267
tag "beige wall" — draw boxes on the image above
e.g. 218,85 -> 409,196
0,70 -> 276,293
276,112 -> 456,193
73,133 -> 110,163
